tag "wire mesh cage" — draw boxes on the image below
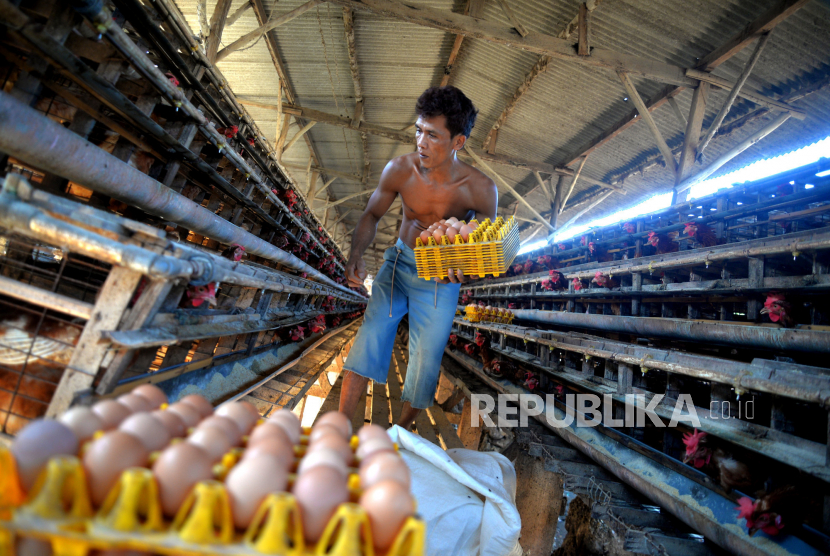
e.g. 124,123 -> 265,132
0,230 -> 110,434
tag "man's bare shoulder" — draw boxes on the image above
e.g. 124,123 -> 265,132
459,159 -> 497,191
384,153 -> 419,175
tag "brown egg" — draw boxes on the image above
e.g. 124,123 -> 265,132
309,423 -> 344,444
249,421 -> 291,447
179,394 -> 214,418
215,402 -> 258,435
359,452 -> 411,489
307,431 -> 353,465
446,217 -> 459,225
226,454 -> 288,529
118,394 -> 152,414
418,230 -> 431,244
167,402 -> 200,428
119,413 -> 170,452
451,221 -> 464,230
132,384 -> 167,409
469,221 -> 480,230
268,410 -> 301,444
243,434 -> 294,470
314,412 -> 352,439
187,425 -> 232,462
293,465 -> 349,544
297,448 -> 348,478
439,219 -> 447,224
198,415 -> 243,446
91,400 -> 131,430
151,409 -> 187,438
359,480 -> 415,550
152,442 -> 214,517
59,407 -> 104,443
356,437 -> 395,463
83,430 -> 149,506
446,227 -> 458,242
431,229 -> 444,243
11,419 -> 79,492
356,424 -> 391,445
458,224 -> 473,242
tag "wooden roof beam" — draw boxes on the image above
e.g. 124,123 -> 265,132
342,7 -> 371,183
439,0 -> 484,87
226,1 -> 253,27
494,0 -> 528,37
283,163 -> 362,182
557,0 -> 811,169
217,0 -> 324,62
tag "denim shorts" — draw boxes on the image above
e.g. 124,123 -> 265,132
344,239 -> 461,409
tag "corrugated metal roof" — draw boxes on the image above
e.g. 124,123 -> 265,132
172,0 -> 830,269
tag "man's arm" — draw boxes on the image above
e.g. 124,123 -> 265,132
345,161 -> 400,287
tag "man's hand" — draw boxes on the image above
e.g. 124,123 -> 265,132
435,267 -> 470,284
346,256 -> 368,288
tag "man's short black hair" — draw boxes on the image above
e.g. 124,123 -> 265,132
415,86 -> 478,138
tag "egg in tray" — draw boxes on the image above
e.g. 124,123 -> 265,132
0,385 -> 424,556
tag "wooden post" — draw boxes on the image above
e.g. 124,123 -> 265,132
46,267 -> 143,416
559,155 -> 588,213
746,257 -> 765,320
618,71 -> 678,175
631,272 -> 642,316
674,82 -> 710,203
494,0 -> 529,37
514,452 -> 563,555
550,175 -> 563,228
275,114 -> 292,158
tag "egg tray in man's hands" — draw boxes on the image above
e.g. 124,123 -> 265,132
1,404 -> 424,556
414,216 -> 520,280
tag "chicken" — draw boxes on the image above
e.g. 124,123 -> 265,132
760,293 -> 795,328
522,259 -> 538,275
622,222 -> 636,234
588,242 -> 614,263
0,313 -> 81,370
309,315 -> 327,334
289,325 -> 306,342
536,255 -> 556,270
509,263 -> 524,276
460,290 -> 472,305
571,277 -> 585,291
541,269 -> 567,291
646,231 -> 679,254
736,485 -> 801,536
216,125 -> 238,139
448,333 -> 458,349
683,429 -> 751,491
591,271 -> 618,289
684,222 -> 718,247
184,282 -> 217,308
221,244 -> 245,262
523,371 -> 539,391
463,343 -> 478,358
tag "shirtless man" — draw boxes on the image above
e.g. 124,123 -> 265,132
340,86 -> 498,431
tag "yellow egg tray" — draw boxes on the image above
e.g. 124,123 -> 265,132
463,305 -> 515,325
0,435 -> 424,556
414,216 -> 519,280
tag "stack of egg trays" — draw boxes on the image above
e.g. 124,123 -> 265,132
414,217 -> 519,280
0,428 -> 425,556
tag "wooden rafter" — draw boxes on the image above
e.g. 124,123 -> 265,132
494,0 -> 528,37
675,83 -> 709,190
439,0 -> 484,87
216,0 -> 325,62
282,121 -> 316,154
557,0 -> 811,169
283,163 -> 362,181
696,32 -> 771,159
205,0 -> 233,63
342,7 -> 371,184
618,71 -> 678,175
559,155 -> 588,213
226,1 -> 252,27
314,189 -> 375,211
577,3 -> 589,56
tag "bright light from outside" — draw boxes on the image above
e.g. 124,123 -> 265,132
516,136 -> 830,256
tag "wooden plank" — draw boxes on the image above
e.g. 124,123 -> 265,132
514,452 -> 563,556
427,406 -> 464,449
483,56 -> 549,151
559,155 -> 588,213
46,267 -> 143,416
618,71 -> 678,175
457,398 -> 483,450
316,372 -> 344,417
282,121 -> 316,154
205,0 -> 233,63
386,355 -> 404,426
